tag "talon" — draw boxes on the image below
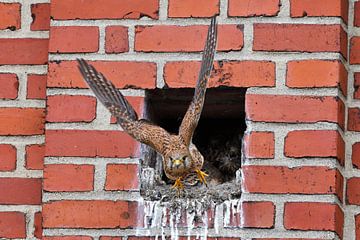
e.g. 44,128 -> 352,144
171,177 -> 184,195
195,169 -> 208,187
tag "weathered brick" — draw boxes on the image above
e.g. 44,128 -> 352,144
346,177 -> 360,205
0,144 -> 16,172
27,74 -> 47,100
284,202 -> 343,238
243,132 -> 274,159
44,164 -> 94,192
43,200 -> 141,228
110,97 -> 144,124
34,212 -> 42,239
285,130 -> 345,165
100,237 -> 122,240
25,144 -> 44,170
350,37 -> 360,64
0,212 -> 26,239
45,130 -> 138,158
168,0 -> 219,18
348,107 -> 360,132
286,60 -> 347,95
243,166 -> 342,198
356,214 -> 360,239
0,108 -> 45,136
290,0 -> 348,23
354,73 -> 360,99
31,3 -> 50,31
48,61 -> 156,89
228,0 -> 280,17
0,178 -> 42,205
225,201 -> 275,228
0,39 -> 48,65
49,26 -> 99,53
164,61 -> 275,88
0,73 -> 18,100
47,95 -> 96,123
105,26 -> 129,53
246,94 -> 343,126
0,3 -> 21,30
355,1 -> 360,27
135,25 -> 243,52
253,24 -> 347,58
51,0 -> 159,20
353,142 -> 360,169
105,164 -> 139,191
43,237 -> 93,240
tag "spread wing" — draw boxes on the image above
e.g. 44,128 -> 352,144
77,59 -> 171,155
179,16 -> 218,146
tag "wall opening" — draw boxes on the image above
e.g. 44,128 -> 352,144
140,87 -> 246,203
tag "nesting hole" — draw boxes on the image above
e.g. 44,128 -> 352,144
140,87 -> 246,202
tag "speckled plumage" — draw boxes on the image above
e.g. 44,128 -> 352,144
77,17 -> 217,189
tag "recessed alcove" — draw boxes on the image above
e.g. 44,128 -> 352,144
140,87 -> 246,203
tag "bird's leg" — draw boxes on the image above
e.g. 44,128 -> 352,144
171,177 -> 184,195
195,169 -> 208,187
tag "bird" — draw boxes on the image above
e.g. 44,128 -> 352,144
77,16 -> 218,193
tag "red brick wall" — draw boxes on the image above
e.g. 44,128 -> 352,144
0,0 -> 359,239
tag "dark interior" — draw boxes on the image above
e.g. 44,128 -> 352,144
142,87 -> 247,186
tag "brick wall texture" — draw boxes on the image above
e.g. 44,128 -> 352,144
0,0 -> 359,239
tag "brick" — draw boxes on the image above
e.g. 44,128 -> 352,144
105,164 -> 139,191
27,74 -> 46,99
354,73 -> 360,99
48,61 -> 156,89
243,166 -> 342,197
284,202 -> 343,238
350,37 -> 360,64
353,142 -> 360,169
105,26 -> 129,53
243,132 -> 274,159
228,0 -> 280,17
49,26 -> 99,53
0,178 -> 41,205
110,97 -> 144,123
355,1 -> 360,27
25,144 -> 44,170
346,177 -> 360,205
0,39 -> 48,65
286,60 -> 347,95
246,94 -> 343,125
225,201 -> 275,228
43,200 -> 141,228
51,0 -> 159,20
348,107 -> 360,132
253,24 -> 347,58
290,0 -> 348,23
164,61 -> 275,88
44,164 -> 94,192
0,3 -> 21,30
356,214 -> 360,239
34,212 -> 42,239
0,144 -> 16,172
0,212 -> 26,239
45,130 -> 138,158
285,130 -> 345,165
31,3 -> 50,31
101,237 -> 122,240
0,73 -> 18,100
47,95 -> 97,123
0,108 -> 45,136
168,0 -> 219,18
135,24 -> 243,52
43,237 -> 93,240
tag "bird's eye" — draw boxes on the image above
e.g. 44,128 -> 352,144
182,156 -> 187,160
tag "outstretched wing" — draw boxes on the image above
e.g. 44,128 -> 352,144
179,16 -> 218,146
77,59 -> 171,155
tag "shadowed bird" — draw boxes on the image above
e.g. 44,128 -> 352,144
77,17 -> 218,193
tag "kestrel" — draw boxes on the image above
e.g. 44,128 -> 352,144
77,17 -> 218,193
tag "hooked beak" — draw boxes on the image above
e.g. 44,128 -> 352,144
173,159 -> 182,167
